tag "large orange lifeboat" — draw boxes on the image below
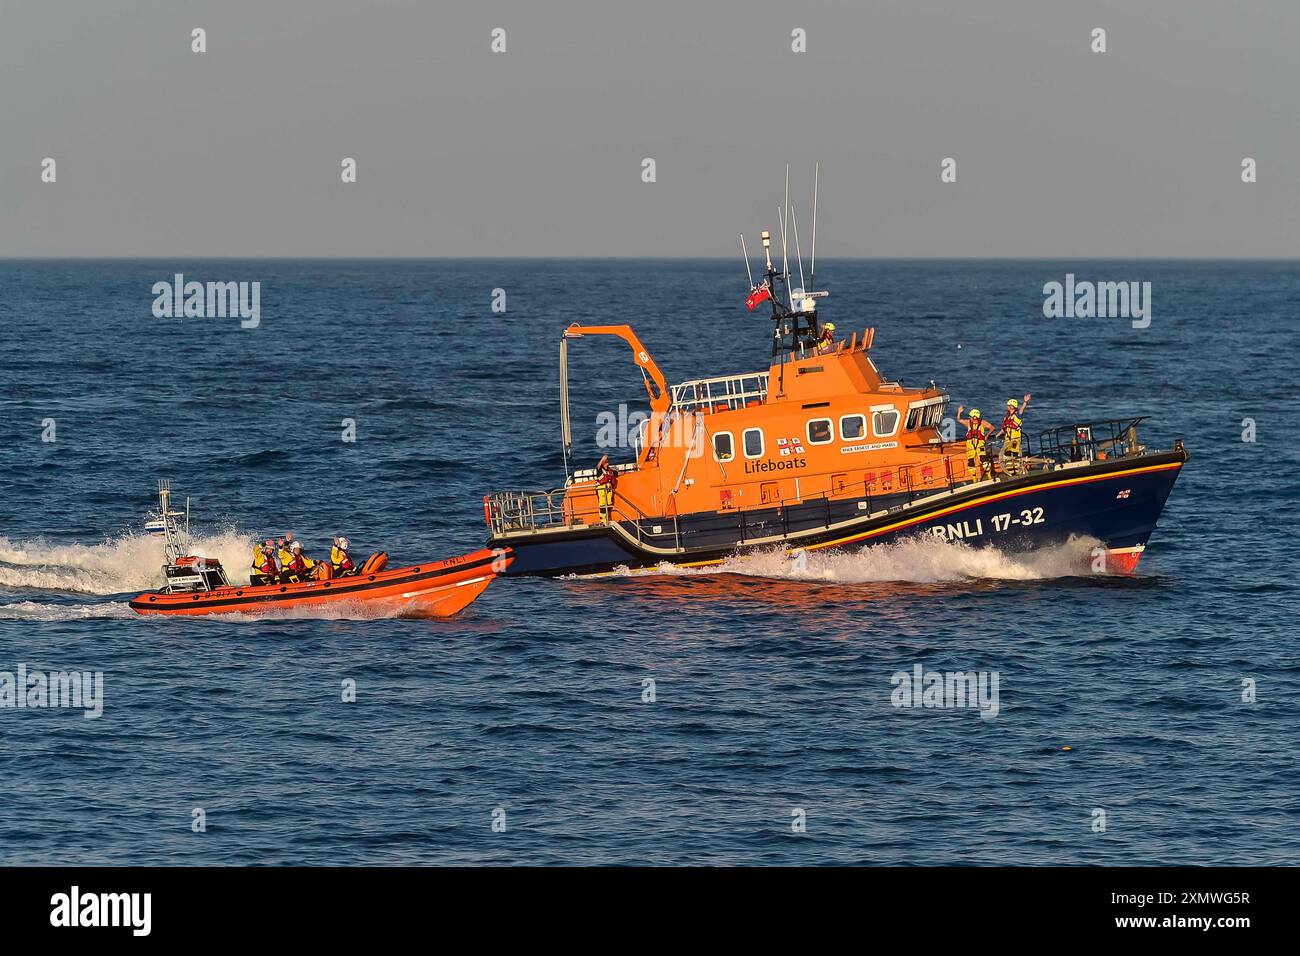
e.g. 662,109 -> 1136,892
481,177 -> 1189,577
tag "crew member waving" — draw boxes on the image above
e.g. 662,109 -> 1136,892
997,393 -> 1032,477
282,541 -> 316,582
331,536 -> 356,576
251,541 -> 278,586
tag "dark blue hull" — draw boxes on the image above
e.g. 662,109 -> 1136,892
490,450 -> 1187,577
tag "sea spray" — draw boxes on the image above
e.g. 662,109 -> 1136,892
0,528 -> 255,594
0,601 -> 136,622
572,534 -> 1108,584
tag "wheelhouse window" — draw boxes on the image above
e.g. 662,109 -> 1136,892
743,428 -> 764,458
910,403 -> 946,430
840,414 -> 866,441
713,431 -> 735,462
807,419 -> 833,445
872,408 -> 901,438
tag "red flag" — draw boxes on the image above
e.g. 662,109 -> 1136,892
745,281 -> 771,311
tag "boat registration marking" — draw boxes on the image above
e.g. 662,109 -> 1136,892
932,506 -> 1045,541
809,460 -> 1182,552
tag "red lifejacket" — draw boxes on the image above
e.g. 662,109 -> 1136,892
286,553 -> 307,575
337,551 -> 354,573
596,466 -> 615,488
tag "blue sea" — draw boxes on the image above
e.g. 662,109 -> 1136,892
0,259 -> 1296,865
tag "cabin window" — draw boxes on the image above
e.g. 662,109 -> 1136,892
840,414 -> 866,441
807,418 -> 833,445
924,404 -> 945,427
713,431 -> 735,462
743,428 -> 764,458
905,407 -> 921,431
872,409 -> 901,438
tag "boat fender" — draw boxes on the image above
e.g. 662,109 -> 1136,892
483,496 -> 492,528
360,551 -> 388,575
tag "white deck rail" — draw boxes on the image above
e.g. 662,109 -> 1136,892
670,372 -> 769,414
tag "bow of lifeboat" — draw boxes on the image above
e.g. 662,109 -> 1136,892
129,548 -> 510,618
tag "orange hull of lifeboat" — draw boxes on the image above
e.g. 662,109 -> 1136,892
129,548 -> 509,618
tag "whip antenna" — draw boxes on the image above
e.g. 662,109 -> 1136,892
782,165 -> 792,305
810,162 -> 819,283
740,234 -> 754,288
792,204 -> 806,297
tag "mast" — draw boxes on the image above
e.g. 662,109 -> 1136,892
810,162 -> 819,286
155,478 -> 189,564
754,165 -> 830,367
782,165 -> 791,308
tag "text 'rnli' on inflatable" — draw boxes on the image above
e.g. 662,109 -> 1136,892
129,481 -> 510,618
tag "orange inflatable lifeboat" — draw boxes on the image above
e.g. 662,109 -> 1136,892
130,547 -> 511,618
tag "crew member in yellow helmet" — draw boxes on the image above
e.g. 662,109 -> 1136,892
281,541 -> 317,583
276,532 -> 296,572
250,540 -> 278,586
331,536 -> 356,576
997,393 -> 1032,477
956,405 -> 994,482
816,322 -> 838,354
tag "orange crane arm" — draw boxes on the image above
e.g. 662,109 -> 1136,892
562,323 -> 671,413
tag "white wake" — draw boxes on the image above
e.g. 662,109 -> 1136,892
0,600 -> 136,621
589,534 -> 1107,585
0,529 -> 255,595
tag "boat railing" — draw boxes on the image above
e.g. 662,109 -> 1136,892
1032,416 -> 1149,465
569,462 -> 639,482
670,372 -> 769,414
486,423 -> 1159,550
485,487 -> 675,548
487,445 -> 1042,541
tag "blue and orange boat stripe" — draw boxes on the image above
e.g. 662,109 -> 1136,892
804,460 -> 1183,552
632,460 -> 1184,572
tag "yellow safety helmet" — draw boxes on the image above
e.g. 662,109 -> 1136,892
1007,398 -> 1019,408
969,408 -> 981,419
824,322 -> 836,332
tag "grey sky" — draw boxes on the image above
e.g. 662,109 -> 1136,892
2,0 -> 1296,257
